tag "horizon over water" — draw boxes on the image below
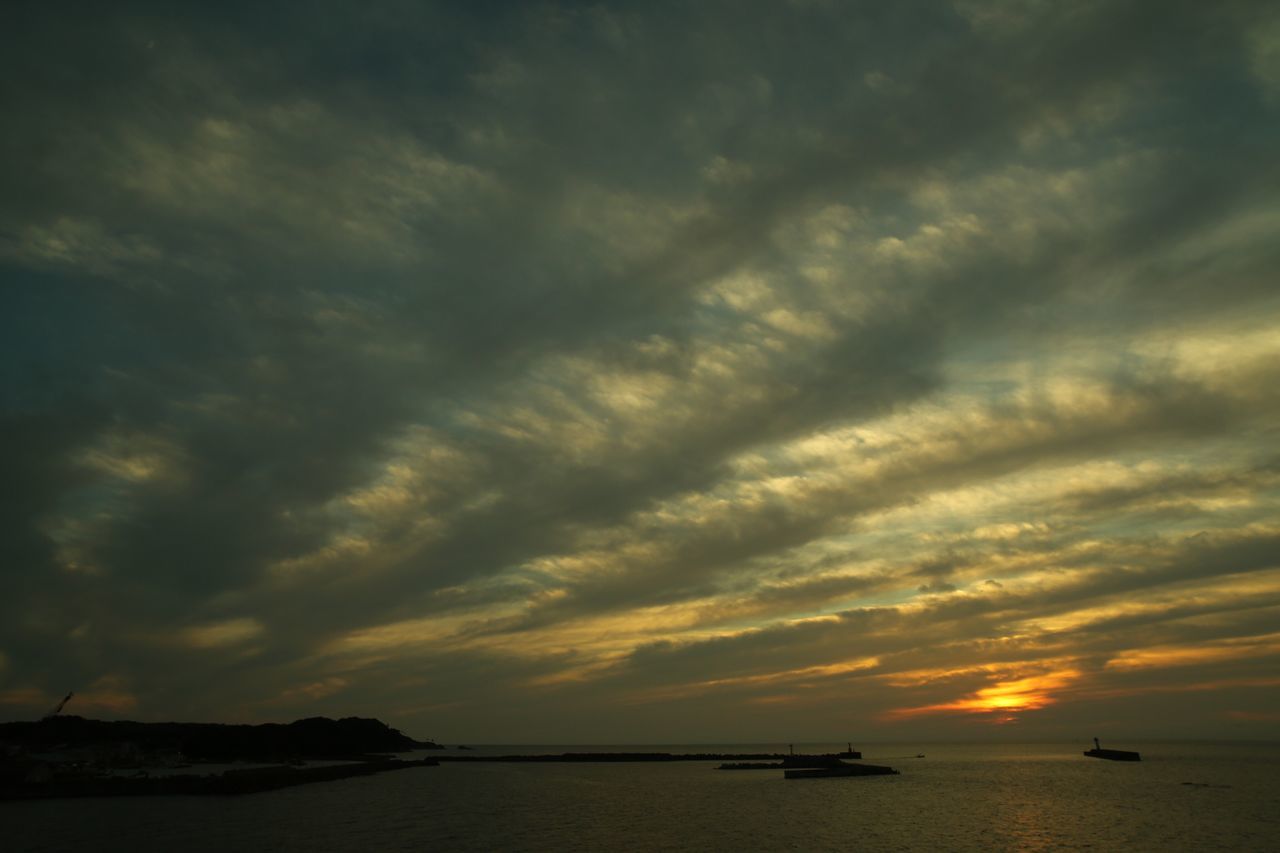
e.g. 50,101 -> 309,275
5,740 -> 1278,852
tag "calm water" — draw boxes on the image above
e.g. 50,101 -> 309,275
5,742 -> 1278,852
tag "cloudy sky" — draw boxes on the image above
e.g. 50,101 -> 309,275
2,0 -> 1278,743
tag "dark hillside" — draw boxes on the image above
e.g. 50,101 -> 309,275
0,716 -> 440,760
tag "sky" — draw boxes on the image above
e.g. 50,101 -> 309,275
2,0 -> 1279,744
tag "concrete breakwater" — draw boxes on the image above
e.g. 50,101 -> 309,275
0,757 -> 438,800
785,762 -> 899,778
720,754 -> 872,770
437,752 -> 859,764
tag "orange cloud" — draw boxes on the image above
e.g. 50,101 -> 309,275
75,676 -> 139,715
1225,710 -> 1280,722
1105,633 -> 1280,671
0,677 -> 138,717
620,656 -> 881,704
1081,675 -> 1280,701
0,687 -> 49,710
266,676 -> 350,705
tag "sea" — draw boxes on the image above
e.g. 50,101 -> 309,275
4,741 -> 1278,852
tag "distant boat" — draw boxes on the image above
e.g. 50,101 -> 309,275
1083,738 -> 1140,762
837,742 -> 862,759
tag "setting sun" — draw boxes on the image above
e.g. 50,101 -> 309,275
883,669 -> 1083,722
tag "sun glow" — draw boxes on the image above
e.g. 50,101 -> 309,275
883,668 -> 1082,723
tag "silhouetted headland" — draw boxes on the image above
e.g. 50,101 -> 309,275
1083,737 -> 1141,762
0,714 -> 440,761
0,715 -> 440,799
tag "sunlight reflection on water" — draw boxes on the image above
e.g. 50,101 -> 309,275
4,742 -> 1279,852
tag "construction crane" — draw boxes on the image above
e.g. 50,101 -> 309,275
43,691 -> 74,720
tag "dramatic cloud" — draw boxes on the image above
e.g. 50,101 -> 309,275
2,0 -> 1277,742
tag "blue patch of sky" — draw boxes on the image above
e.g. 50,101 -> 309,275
0,266 -> 145,412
